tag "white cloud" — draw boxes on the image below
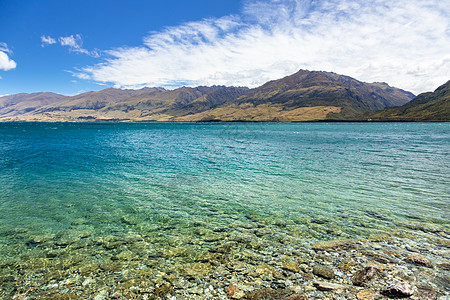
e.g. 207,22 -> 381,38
0,43 -> 17,71
78,0 -> 450,94
41,34 -> 101,57
58,34 -> 101,57
41,35 -> 56,46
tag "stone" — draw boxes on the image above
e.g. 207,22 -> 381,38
41,283 -> 59,290
154,283 -> 172,298
43,294 -> 78,300
282,294 -> 307,300
94,290 -> 108,300
110,291 -> 123,299
209,242 -> 237,254
226,285 -> 237,297
78,263 -> 99,275
282,261 -> 300,273
255,264 -> 275,276
437,263 -> 450,270
313,265 -> 335,279
313,281 -> 346,291
245,288 -> 292,300
188,286 -> 204,295
115,250 -> 137,261
183,262 -> 213,277
415,285 -> 437,300
352,266 -> 377,286
382,282 -> 416,298
82,277 -> 94,287
100,261 -> 123,272
338,259 -> 359,272
357,289 -> 380,300
406,253 -> 432,267
312,240 -> 357,251
232,289 -> 245,299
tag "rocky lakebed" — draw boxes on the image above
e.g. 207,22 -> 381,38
0,215 -> 449,300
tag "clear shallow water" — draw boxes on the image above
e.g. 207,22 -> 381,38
0,122 -> 449,293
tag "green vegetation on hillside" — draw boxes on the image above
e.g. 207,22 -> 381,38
368,81 -> 449,121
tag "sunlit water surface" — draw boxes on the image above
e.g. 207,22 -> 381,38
0,122 -> 448,283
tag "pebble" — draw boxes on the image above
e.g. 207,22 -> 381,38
406,253 -> 433,267
94,290 -> 108,300
382,281 -> 416,298
356,289 -> 379,300
313,281 -> 346,291
282,261 -> 300,273
352,266 -> 377,286
312,265 -> 335,279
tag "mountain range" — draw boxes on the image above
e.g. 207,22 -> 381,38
0,69 -> 447,122
367,80 -> 449,121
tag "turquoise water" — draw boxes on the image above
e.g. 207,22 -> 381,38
0,122 -> 449,294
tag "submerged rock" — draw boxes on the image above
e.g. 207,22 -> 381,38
226,285 -> 245,299
352,266 -> 377,286
406,253 -> 433,267
245,288 -> 293,300
154,283 -> 172,298
414,285 -> 437,300
312,265 -> 335,279
312,240 -> 357,251
313,281 -> 346,291
282,261 -> 300,273
183,262 -> 213,277
382,282 -> 416,298
356,289 -> 380,300
282,294 -> 307,300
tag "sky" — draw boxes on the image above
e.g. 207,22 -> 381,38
0,0 -> 449,96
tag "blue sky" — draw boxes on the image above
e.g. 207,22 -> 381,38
1,0 -> 449,96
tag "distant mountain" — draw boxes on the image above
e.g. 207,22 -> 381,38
0,86 -> 249,122
368,80 -> 449,121
0,70 -> 416,122
173,70 -> 414,121
0,92 -> 67,118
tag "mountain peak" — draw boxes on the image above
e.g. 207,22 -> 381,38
0,69 -> 423,122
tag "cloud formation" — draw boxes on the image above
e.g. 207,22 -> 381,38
41,35 -> 56,46
42,34 -> 100,57
78,0 -> 450,94
0,43 -> 17,71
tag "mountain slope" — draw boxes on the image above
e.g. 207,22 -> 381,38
172,70 -> 414,121
368,80 -> 450,121
0,70 -> 416,122
0,86 -> 249,122
0,92 -> 67,118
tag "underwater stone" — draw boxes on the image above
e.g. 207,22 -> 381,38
78,263 -> 99,275
282,261 -> 300,273
406,253 -> 433,267
312,240 -> 357,251
183,262 -> 213,277
313,265 -> 335,279
93,290 -> 108,300
356,289 -> 379,300
245,288 -> 293,299
415,285 -> 437,299
121,215 -> 139,225
283,294 -> 307,300
382,282 -> 416,298
352,266 -> 377,286
100,261 -> 123,272
154,283 -> 172,298
313,281 -> 346,291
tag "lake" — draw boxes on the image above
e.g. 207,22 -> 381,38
0,122 -> 448,298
